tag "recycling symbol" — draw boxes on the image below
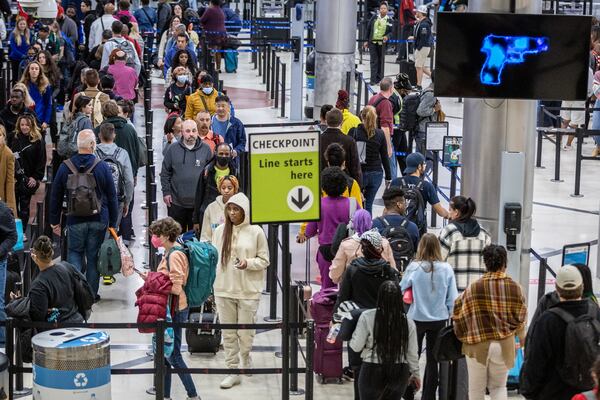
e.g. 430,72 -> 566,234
74,373 -> 88,387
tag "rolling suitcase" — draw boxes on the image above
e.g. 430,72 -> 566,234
310,288 -> 343,383
186,297 -> 222,354
225,51 -> 238,73
399,46 -> 417,86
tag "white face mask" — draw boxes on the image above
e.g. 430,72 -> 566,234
202,87 -> 213,95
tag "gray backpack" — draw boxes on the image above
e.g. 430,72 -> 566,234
57,114 -> 87,158
64,158 -> 102,217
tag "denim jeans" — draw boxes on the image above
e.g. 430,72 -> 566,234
0,259 -> 6,343
67,221 -> 106,297
388,153 -> 397,182
362,170 -> 384,215
165,308 -> 198,398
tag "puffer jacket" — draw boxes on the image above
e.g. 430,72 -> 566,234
135,272 -> 173,333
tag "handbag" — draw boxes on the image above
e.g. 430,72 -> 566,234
108,227 -> 134,277
433,323 -> 464,362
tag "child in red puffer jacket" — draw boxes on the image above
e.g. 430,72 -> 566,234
572,356 -> 600,400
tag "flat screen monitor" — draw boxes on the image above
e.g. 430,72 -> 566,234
562,242 -> 591,266
442,136 -> 463,167
435,12 -> 591,100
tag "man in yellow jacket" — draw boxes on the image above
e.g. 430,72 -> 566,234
185,74 -> 219,118
336,90 -> 361,134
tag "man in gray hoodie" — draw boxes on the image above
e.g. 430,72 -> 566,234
161,119 -> 212,232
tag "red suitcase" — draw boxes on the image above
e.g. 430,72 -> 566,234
310,288 -> 343,384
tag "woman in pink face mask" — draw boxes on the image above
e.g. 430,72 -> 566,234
106,49 -> 139,102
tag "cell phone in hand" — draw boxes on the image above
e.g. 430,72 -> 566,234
234,258 -> 241,269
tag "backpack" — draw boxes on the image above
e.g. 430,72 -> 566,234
96,147 -> 126,202
349,128 -> 367,165
399,92 -> 423,132
109,37 -> 137,69
57,114 -> 87,158
397,178 -> 427,234
60,31 -> 76,66
167,239 -> 218,308
549,304 -> 600,390
64,158 -> 102,217
330,197 -> 358,257
377,216 -> 415,272
64,262 -> 95,319
91,92 -> 104,128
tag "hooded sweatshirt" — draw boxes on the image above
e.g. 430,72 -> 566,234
160,138 -> 213,208
439,218 -> 491,292
96,117 -> 140,175
334,257 -> 400,312
212,193 -> 270,300
200,195 -> 226,242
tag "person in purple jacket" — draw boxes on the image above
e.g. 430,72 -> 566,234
298,167 -> 360,289
200,0 -> 226,72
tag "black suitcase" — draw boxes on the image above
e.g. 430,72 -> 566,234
185,299 -> 222,354
399,46 -> 417,86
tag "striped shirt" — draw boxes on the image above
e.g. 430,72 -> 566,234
439,223 -> 491,292
452,271 -> 527,345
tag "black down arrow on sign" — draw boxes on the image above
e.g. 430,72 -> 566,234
291,187 -> 310,209
287,186 -> 314,213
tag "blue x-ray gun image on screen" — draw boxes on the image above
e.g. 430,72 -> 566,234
480,35 -> 549,85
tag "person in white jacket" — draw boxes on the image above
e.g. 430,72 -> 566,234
212,192 -> 269,390
200,175 -> 239,242
88,0 -> 117,51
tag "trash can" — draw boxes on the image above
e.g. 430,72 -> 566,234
32,328 -> 111,400
0,352 -> 9,399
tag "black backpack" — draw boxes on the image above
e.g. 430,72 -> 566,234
549,304 -> 600,390
96,147 -> 126,202
397,178 -> 427,235
399,92 -> 422,132
64,158 -> 102,217
377,216 -> 415,272
64,262 -> 95,319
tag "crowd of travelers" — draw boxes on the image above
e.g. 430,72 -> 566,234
0,0 -> 598,399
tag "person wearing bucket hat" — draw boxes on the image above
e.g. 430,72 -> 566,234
390,152 -> 449,235
522,264 -> 600,400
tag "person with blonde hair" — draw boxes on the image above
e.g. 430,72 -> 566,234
212,193 -> 269,389
199,174 -> 239,242
401,233 -> 458,400
19,61 -> 52,131
348,105 -> 391,215
0,125 -> 16,215
8,114 -> 46,236
8,16 -> 31,83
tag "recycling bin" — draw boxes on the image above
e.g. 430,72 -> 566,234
32,328 -> 111,400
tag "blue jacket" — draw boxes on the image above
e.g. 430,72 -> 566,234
8,32 -> 30,61
134,6 -> 158,32
28,82 -> 53,125
213,115 -> 246,154
50,154 -> 119,228
163,43 -> 197,77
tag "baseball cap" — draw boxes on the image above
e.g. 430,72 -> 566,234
416,5 -> 428,14
556,265 -> 583,290
404,152 -> 426,174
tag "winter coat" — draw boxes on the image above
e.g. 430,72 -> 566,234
135,271 -> 173,333
0,145 -> 16,215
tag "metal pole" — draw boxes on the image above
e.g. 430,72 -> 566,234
281,223 -> 291,400
6,318 -> 13,400
345,71 -> 351,95
537,257 -> 548,301
281,64 -> 287,118
449,167 -> 457,199
305,319 -> 314,400
364,79 -> 369,107
431,151 -> 439,228
550,132 -> 562,182
271,49 -> 277,100
266,46 -> 272,91
289,284 -> 303,395
356,72 -> 363,115
535,130 -> 544,168
572,128 -> 584,197
155,319 -> 165,400
265,224 -> 281,322
274,57 -> 280,109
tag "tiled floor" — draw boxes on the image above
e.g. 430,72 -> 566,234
20,46 -> 600,400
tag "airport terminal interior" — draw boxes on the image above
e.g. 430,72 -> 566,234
0,0 -> 599,399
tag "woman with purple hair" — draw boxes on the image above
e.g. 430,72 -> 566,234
329,209 -> 396,284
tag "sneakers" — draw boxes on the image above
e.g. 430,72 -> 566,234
343,366 -> 354,381
220,374 -> 241,389
102,276 -> 116,285
592,147 -> 600,157
563,144 -> 573,151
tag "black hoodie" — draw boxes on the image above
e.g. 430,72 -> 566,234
451,218 -> 481,238
192,159 -> 238,225
334,257 -> 399,312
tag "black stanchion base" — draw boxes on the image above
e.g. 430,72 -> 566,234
290,389 -> 305,396
571,193 -> 585,198
550,179 -> 564,183
536,166 -> 546,169
264,316 -> 282,322
275,351 -> 282,358
262,289 -> 270,295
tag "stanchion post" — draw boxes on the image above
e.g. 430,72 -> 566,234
281,64 -> 286,119
356,72 -> 363,115
431,150 -> 439,228
551,132 -> 562,182
271,49 -> 277,100
274,57 -> 280,109
36,201 -> 44,238
305,319 -> 314,400
345,71 -> 351,95
265,224 -> 281,322
537,256 -> 548,301
449,166 -> 458,198
536,130 -> 544,168
22,250 -> 31,297
281,223 -> 291,400
265,45 -> 271,89
155,319 -> 165,400
262,45 -> 268,84
572,128 -> 584,197
6,318 -> 14,400
289,284 -> 303,395
364,79 -> 369,107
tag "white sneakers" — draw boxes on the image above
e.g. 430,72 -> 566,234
563,144 -> 573,151
220,374 -> 242,389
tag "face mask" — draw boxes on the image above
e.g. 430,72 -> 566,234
150,235 -> 163,249
176,75 -> 188,84
202,87 -> 213,95
216,155 -> 230,167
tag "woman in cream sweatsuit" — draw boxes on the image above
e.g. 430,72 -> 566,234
212,192 -> 269,389
200,175 -> 239,242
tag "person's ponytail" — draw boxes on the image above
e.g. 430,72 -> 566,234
450,195 -> 477,222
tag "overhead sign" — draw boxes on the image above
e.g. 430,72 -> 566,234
249,131 -> 320,224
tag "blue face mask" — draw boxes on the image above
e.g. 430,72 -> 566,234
176,75 -> 188,84
202,87 -> 213,95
